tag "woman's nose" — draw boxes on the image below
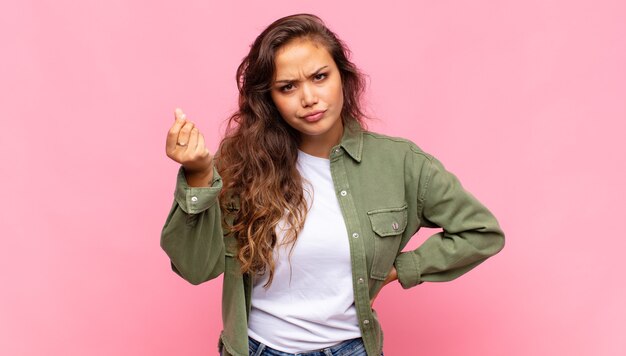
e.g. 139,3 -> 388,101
300,83 -> 318,107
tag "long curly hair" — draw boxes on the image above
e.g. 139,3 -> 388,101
215,13 -> 368,287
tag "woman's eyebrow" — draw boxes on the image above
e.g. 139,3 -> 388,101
274,65 -> 329,84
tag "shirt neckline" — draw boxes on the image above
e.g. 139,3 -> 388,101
297,149 -> 330,167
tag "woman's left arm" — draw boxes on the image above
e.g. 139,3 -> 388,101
393,154 -> 505,289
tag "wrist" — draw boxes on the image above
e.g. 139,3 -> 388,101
183,163 -> 214,187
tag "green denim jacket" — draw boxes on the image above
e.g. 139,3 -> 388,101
160,121 -> 505,356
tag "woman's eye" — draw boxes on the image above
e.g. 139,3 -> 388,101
280,84 -> 294,92
314,73 -> 327,81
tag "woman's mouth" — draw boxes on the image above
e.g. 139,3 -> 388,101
301,110 -> 326,122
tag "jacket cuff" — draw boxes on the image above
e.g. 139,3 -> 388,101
174,165 -> 223,214
394,251 -> 422,289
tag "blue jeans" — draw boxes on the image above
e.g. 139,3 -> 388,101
219,336 -> 383,356
245,336 -> 383,356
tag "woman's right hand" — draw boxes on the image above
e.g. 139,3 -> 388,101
165,108 -> 214,187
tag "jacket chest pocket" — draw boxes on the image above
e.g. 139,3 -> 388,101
367,204 -> 407,280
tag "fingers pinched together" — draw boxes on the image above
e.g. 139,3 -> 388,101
165,108 -> 213,176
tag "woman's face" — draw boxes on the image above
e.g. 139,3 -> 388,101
270,38 -> 344,154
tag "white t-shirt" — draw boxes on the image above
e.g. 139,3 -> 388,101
247,149 -> 361,352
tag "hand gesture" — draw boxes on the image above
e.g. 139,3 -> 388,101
165,108 -> 214,187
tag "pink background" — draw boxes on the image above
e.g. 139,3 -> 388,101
2,0 -> 625,355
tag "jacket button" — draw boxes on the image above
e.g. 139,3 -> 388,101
191,196 -> 198,202
363,319 -> 370,325
392,221 -> 399,230
334,148 -> 341,154
340,190 -> 347,196
358,278 -> 364,284
352,232 -> 359,238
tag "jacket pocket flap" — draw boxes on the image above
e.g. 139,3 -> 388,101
367,204 -> 408,237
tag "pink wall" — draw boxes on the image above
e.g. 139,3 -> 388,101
2,0 -> 624,355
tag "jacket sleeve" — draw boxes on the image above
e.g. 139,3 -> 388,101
394,154 -> 505,289
160,165 -> 226,285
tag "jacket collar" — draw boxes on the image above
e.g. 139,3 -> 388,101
338,119 -> 364,163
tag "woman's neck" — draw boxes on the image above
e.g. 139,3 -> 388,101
297,122 -> 344,158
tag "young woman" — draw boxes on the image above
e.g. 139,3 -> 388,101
161,13 -> 505,356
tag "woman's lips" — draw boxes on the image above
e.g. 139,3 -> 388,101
302,110 -> 326,122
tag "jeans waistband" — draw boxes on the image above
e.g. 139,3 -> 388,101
248,336 -> 366,356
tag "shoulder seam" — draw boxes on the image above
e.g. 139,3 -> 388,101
362,131 -> 433,160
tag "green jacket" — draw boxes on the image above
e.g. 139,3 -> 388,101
160,121 -> 505,356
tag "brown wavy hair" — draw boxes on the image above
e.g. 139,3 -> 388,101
215,13 -> 368,287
